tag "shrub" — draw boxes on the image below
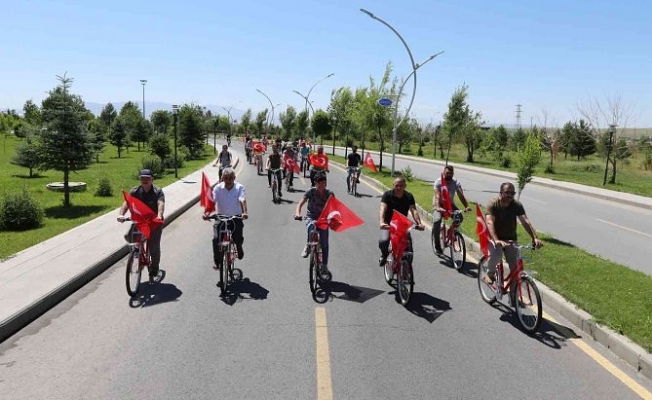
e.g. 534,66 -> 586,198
0,188 -> 44,231
163,155 -> 185,169
401,165 -> 415,182
95,176 -> 113,197
544,164 -> 555,174
498,154 -> 512,168
585,164 -> 600,173
140,156 -> 165,178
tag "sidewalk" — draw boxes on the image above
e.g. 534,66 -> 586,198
354,148 -> 652,210
0,157 -> 236,343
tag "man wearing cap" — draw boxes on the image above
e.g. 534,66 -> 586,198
309,146 -> 330,187
118,169 -> 166,279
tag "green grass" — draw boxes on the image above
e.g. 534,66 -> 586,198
0,136 -> 215,259
332,154 -> 652,352
353,142 -> 652,197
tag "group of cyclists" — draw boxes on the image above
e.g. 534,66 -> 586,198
118,135 -> 544,295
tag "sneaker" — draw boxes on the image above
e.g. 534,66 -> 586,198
319,264 -> 330,276
301,245 -> 310,258
213,263 -> 222,271
149,266 -> 159,281
278,192 -> 283,197
237,246 -> 244,260
483,273 -> 496,286
378,256 -> 387,267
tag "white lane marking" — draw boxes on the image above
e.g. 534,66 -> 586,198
596,219 -> 652,239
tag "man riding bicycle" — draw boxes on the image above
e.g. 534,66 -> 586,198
215,144 -> 232,180
294,171 -> 333,276
309,146 -> 329,187
299,141 -> 310,173
266,145 -> 283,197
283,145 -> 298,187
117,169 -> 166,280
346,145 -> 362,194
202,167 -> 249,274
244,136 -> 253,164
378,176 -> 424,266
432,165 -> 472,255
484,182 -> 543,284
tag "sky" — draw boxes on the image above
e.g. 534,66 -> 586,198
2,0 -> 651,128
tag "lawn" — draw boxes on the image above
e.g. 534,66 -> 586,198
0,135 -> 215,259
331,154 -> 652,353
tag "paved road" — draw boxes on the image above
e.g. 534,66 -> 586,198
332,147 -> 652,276
1,152 -> 650,399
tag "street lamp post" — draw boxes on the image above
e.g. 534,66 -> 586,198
140,79 -> 147,119
172,105 -> 179,178
293,90 -> 316,142
221,106 -> 235,139
361,8 -> 443,176
256,89 -> 277,135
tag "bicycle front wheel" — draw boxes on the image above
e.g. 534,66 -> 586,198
397,259 -> 414,306
219,249 -> 228,295
450,232 -> 466,271
272,180 -> 278,203
384,253 -> 395,286
309,251 -> 318,294
513,275 -> 543,334
125,250 -> 142,297
477,256 -> 497,304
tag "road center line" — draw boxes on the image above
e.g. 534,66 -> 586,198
315,307 -> 333,400
596,219 -> 652,238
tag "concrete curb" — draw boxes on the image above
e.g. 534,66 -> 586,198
0,155 -> 239,343
339,160 -> 652,381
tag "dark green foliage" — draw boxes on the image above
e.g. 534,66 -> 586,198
95,175 -> 113,197
178,105 -> 206,158
12,137 -> 42,177
140,156 -> 164,178
0,188 -> 44,231
109,118 -> 128,158
149,133 -> 171,162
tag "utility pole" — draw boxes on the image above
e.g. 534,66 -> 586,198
515,104 -> 522,129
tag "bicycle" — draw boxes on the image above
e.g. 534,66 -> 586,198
347,166 -> 361,196
477,242 -> 542,334
218,164 -> 232,182
255,153 -> 264,175
294,216 -> 332,295
207,214 -> 244,296
300,155 -> 310,177
119,217 -> 160,297
383,224 -> 424,306
431,209 -> 467,271
269,168 -> 282,204
285,165 -> 294,192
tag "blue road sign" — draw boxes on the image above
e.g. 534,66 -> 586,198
378,98 -> 392,107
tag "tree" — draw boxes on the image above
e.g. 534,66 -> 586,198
311,110 -> 332,143
131,118 -> 152,151
12,136 -> 42,177
1,110 -> 19,153
149,133 -> 171,163
119,101 -> 143,150
178,104 -> 205,158
100,103 -> 117,129
109,117 -> 128,158
442,84 -> 483,163
511,127 -> 528,151
255,109 -> 268,135
515,132 -> 541,199
328,87 -> 355,154
39,73 -> 95,207
569,119 -> 597,160
240,108 -> 252,134
279,106 -> 297,140
87,118 -> 106,162
578,94 -> 635,184
295,110 -> 309,139
151,110 -> 171,135
23,100 -> 42,126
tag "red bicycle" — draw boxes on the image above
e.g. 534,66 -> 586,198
383,224 -> 424,306
477,242 -> 543,334
120,217 -> 160,297
432,210 -> 466,271
207,214 -> 244,296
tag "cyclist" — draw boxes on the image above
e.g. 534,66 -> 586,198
244,136 -> 253,164
484,182 -> 543,284
378,176 -> 424,266
226,132 -> 232,147
294,171 -> 333,276
346,145 -> 362,194
432,165 -> 472,255
117,169 -> 165,280
283,145 -> 298,187
309,146 -> 329,187
215,144 -> 232,181
299,141 -> 311,173
202,167 -> 249,274
266,145 -> 283,197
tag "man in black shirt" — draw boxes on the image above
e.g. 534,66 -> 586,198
346,145 -> 362,193
117,169 -> 166,279
378,176 -> 424,266
266,145 -> 283,197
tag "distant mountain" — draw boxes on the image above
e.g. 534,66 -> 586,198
84,101 -> 247,121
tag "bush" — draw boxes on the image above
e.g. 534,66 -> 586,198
544,164 -> 555,174
95,176 -> 113,197
0,188 -> 44,231
140,156 -> 165,178
163,155 -> 185,169
401,165 -> 415,182
499,154 -> 512,168
585,164 -> 600,173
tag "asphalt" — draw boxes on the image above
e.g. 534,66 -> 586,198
0,148 -> 650,381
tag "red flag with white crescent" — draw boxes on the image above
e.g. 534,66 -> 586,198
310,153 -> 329,169
122,191 -> 163,240
389,210 -> 413,261
284,154 -> 300,173
476,203 -> 492,257
315,195 -> 363,232
440,173 -> 453,219
364,152 -> 378,173
200,172 -> 215,213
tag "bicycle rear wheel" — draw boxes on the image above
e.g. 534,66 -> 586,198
272,180 -> 278,203
309,251 -> 318,294
513,275 -> 543,334
477,256 -> 497,304
450,232 -> 466,271
125,250 -> 141,297
384,252 -> 395,286
397,259 -> 414,306
219,249 -> 228,295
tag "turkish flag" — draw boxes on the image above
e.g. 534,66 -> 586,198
252,141 -> 266,153
475,204 -> 492,257
122,191 -> 163,240
364,152 -> 378,173
390,210 -> 413,261
315,195 -> 363,232
440,173 -> 453,219
284,154 -> 300,173
200,172 -> 215,214
310,153 -> 329,169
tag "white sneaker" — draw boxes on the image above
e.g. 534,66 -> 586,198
301,245 -> 310,258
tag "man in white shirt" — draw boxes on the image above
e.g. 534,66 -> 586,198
203,167 -> 249,269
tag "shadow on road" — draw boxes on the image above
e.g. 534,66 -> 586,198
434,256 -> 479,278
220,278 -> 270,305
128,273 -> 183,308
401,292 -> 452,323
313,281 -> 385,304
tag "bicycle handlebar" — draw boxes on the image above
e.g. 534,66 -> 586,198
204,214 -> 243,222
